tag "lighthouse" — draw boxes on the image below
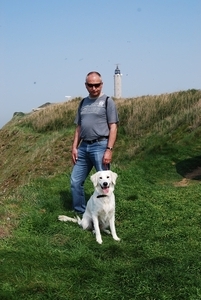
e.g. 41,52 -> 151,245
114,65 -> 122,98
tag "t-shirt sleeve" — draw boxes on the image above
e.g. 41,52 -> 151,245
106,98 -> 119,124
74,102 -> 82,125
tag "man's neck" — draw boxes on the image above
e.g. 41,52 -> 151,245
89,93 -> 104,99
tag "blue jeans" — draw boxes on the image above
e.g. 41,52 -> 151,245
70,139 -> 109,213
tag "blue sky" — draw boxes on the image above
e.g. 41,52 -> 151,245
1,0 -> 201,128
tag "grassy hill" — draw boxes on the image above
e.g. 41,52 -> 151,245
1,89 -> 201,299
1,90 -> 201,195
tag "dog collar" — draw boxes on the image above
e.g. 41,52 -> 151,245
97,195 -> 107,198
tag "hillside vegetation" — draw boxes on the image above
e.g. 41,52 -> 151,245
1,89 -> 201,196
1,89 -> 201,299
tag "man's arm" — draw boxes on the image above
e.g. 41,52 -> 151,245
71,125 -> 81,164
103,123 -> 118,165
107,123 -> 117,149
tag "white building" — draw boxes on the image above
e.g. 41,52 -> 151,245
114,65 -> 122,98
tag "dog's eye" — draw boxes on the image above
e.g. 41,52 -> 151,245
107,176 -> 110,178
99,177 -> 102,179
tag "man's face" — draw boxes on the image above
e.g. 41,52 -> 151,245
85,74 -> 103,98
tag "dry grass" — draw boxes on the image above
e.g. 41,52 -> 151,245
10,90 -> 201,137
1,89 -> 200,196
19,97 -> 82,132
117,90 -> 201,138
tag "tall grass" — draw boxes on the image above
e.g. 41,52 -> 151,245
13,89 -> 201,136
16,97 -> 82,132
1,89 -> 201,194
117,89 -> 201,138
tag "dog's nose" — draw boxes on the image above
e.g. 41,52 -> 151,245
103,182 -> 108,187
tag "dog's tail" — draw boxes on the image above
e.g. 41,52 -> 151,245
58,215 -> 81,224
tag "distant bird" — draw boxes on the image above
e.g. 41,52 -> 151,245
34,82 -> 36,84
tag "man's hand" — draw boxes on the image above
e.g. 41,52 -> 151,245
103,149 -> 113,165
72,148 -> 78,164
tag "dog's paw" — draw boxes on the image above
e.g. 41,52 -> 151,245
113,235 -> 120,242
96,237 -> 103,244
94,233 -> 103,244
58,215 -> 68,222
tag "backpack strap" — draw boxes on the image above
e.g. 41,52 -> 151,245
105,96 -> 109,109
80,98 -> 85,108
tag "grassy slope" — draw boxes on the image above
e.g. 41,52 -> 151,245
1,90 -> 201,299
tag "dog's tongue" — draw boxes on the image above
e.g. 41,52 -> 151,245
102,187 -> 109,194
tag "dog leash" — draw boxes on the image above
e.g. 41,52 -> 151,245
104,163 -> 110,170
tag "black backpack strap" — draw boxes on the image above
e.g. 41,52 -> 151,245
105,96 -> 109,109
79,98 -> 85,109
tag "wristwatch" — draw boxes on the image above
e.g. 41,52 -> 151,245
106,146 -> 113,151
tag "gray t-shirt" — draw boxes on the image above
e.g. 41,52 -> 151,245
74,94 -> 119,140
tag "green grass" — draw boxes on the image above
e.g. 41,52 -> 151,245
1,160 -> 201,299
1,90 -> 201,299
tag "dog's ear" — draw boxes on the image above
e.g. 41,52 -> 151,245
90,172 -> 99,187
110,171 -> 118,185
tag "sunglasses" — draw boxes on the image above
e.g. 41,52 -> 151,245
86,83 -> 102,88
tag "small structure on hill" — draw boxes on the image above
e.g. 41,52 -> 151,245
114,65 -> 122,98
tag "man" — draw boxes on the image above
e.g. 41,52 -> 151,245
71,71 -> 119,214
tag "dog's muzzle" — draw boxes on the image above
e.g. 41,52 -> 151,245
101,182 -> 109,188
100,182 -> 110,194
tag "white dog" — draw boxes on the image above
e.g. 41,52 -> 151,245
58,170 -> 120,244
